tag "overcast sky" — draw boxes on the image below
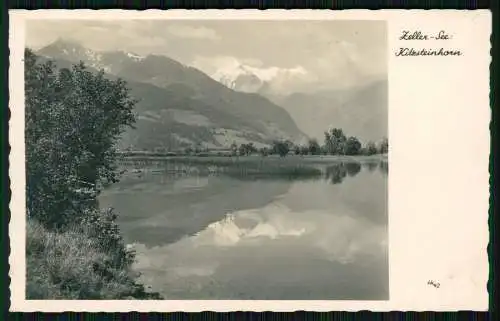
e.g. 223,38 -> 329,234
26,20 -> 387,92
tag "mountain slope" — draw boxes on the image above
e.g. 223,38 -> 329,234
36,40 -> 307,150
274,80 -> 388,143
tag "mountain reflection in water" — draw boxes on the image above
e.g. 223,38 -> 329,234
99,160 -> 388,300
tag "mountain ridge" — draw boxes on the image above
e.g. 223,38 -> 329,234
35,40 -> 308,150
199,55 -> 387,143
273,80 -> 388,142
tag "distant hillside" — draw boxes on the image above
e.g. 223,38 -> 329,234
188,47 -> 388,143
273,80 -> 388,143
36,40 -> 307,151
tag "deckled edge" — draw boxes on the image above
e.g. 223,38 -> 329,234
7,8 -> 493,313
488,6 -> 495,312
5,7 -> 12,314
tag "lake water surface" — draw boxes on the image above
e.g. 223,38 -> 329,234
99,160 -> 388,300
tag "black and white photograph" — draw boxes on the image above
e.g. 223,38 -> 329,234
9,10 -> 490,312
23,18 -> 389,300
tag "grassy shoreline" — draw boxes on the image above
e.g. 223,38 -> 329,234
26,215 -> 162,300
118,154 -> 388,170
119,153 -> 388,163
116,154 -> 388,180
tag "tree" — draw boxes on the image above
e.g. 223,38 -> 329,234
324,128 -> 347,155
259,147 -> 270,157
246,142 -> 257,155
238,144 -> 246,156
194,142 -> 202,154
272,140 -> 290,157
25,49 -> 136,228
323,131 -> 333,154
238,143 -> 257,156
155,147 -> 166,154
344,136 -> 362,155
332,128 -> 347,154
230,142 -> 238,156
365,141 -> 378,155
379,137 -> 389,154
307,138 -> 321,155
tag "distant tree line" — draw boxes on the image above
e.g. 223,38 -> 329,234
262,128 -> 388,157
121,128 -> 388,158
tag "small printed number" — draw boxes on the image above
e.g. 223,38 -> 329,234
427,280 -> 440,288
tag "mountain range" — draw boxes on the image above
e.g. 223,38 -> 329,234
272,81 -> 388,142
34,39 -> 387,150
36,39 -> 308,151
210,62 -> 388,143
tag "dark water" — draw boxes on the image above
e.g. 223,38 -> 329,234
99,161 -> 388,300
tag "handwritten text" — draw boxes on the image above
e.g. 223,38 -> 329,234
396,30 -> 462,57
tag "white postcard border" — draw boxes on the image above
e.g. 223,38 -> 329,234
8,9 -> 491,312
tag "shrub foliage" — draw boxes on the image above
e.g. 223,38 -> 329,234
25,49 -> 159,299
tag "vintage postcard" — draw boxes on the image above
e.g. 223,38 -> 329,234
8,10 -> 491,311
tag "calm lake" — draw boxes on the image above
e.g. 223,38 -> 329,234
99,159 -> 389,300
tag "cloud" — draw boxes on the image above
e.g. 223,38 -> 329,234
189,50 -> 385,95
243,65 -> 308,82
25,20 -> 169,54
166,25 -> 220,40
125,198 -> 387,298
215,58 -> 307,82
26,20 -> 387,93
130,201 -> 386,273
190,55 -> 313,95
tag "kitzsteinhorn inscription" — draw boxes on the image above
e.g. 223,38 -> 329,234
396,30 -> 462,57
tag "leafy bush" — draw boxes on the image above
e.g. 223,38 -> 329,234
25,49 -> 161,299
25,49 -> 136,228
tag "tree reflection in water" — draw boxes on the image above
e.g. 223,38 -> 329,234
324,162 -> 361,184
345,162 -> 362,177
363,161 -> 378,173
324,160 -> 388,185
379,161 -> 388,175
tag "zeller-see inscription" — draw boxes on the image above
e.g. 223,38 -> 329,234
396,30 -> 462,57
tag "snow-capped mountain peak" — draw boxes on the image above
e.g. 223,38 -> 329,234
38,39 -> 110,72
210,60 -> 309,95
212,63 -> 266,93
37,39 -> 151,74
126,51 -> 145,62
218,75 -> 237,89
213,63 -> 254,83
